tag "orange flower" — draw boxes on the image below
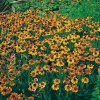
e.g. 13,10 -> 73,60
53,79 -> 61,85
18,93 -> 24,100
78,64 -> 86,69
71,85 -> 79,92
76,69 -> 84,76
95,58 -> 100,64
62,67 -> 68,73
43,57 -> 49,63
85,68 -> 92,74
68,73 -> 76,79
27,96 -> 34,100
89,48 -> 98,52
1,86 -> 12,95
86,55 -> 95,61
10,92 -> 19,100
28,59 -> 35,65
21,64 -> 30,70
63,78 -> 70,84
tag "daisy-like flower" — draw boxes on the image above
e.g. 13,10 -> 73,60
95,58 -> 100,64
87,64 -> 94,69
34,78 -> 38,82
71,77 -> 78,84
30,70 -> 37,77
81,77 -> 89,84
21,64 -> 30,70
39,82 -> 46,88
53,78 -> 61,85
67,58 -> 75,65
9,92 -> 19,100
28,59 -> 35,65
27,96 -> 34,100
1,86 -> 12,95
51,84 -> 59,91
31,82 -> 38,89
71,85 -> 79,93
64,84 -> 72,91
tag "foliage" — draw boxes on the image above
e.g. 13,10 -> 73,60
0,0 -> 28,13
91,71 -> 100,100
0,0 -> 9,13
4,0 -> 100,22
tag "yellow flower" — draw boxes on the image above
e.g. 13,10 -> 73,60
9,81 -> 15,86
87,64 -> 94,69
65,29 -> 71,32
52,68 -> 59,73
70,38 -> 76,43
98,27 -> 100,32
56,59 -> 64,67
28,50 -> 37,56
31,82 -> 38,89
39,82 -> 46,88
64,84 -> 72,91
81,77 -> 89,84
53,79 -> 61,85
1,51 -> 6,56
15,47 -> 22,53
0,85 -> 5,92
67,58 -> 75,65
54,53 -> 61,59
43,65 -> 50,71
71,77 -> 78,84
1,86 -> 12,95
51,84 -> 59,91
30,70 -> 37,77
93,51 -> 99,57
39,70 -> 44,75
49,56 -> 55,62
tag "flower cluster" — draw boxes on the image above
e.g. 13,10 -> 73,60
0,9 -> 100,99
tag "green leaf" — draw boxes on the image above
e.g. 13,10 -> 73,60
91,98 -> 98,100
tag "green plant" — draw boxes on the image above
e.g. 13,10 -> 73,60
0,0 -> 9,13
91,71 -> 100,100
0,0 -> 28,13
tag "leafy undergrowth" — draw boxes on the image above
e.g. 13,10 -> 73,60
91,69 -> 100,100
0,9 -> 100,100
1,0 -> 100,22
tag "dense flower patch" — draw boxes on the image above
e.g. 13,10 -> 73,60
0,9 -> 100,100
